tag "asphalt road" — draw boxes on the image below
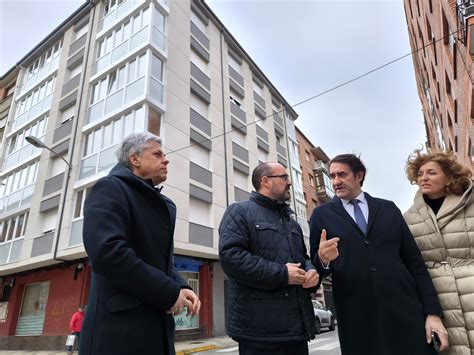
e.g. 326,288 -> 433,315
194,329 -> 340,355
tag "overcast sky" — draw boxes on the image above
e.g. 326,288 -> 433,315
0,0 -> 424,211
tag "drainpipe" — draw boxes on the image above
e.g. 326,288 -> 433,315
219,30 -> 229,207
282,106 -> 297,216
53,4 -> 96,262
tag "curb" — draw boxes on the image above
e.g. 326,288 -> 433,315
176,344 -> 218,355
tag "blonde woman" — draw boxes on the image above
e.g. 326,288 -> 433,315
404,151 -> 473,354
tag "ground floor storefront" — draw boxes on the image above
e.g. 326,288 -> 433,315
0,255 -> 220,350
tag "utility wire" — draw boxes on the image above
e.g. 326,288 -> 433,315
165,26 -> 465,156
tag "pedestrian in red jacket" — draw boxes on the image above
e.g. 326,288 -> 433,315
67,305 -> 85,354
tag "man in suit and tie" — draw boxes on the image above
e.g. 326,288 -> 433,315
310,154 -> 448,355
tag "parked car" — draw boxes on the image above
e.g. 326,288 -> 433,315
312,300 -> 335,334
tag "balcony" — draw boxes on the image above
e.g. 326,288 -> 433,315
100,0 -> 145,34
456,1 -> 474,44
313,160 -> 329,174
21,58 -> 59,97
314,166 -> 334,202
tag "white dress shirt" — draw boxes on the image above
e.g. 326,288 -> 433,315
340,191 -> 369,224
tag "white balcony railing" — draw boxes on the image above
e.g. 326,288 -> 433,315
14,93 -> 53,130
21,56 -> 60,96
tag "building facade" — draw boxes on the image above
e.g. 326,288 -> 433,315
0,0 -> 301,349
295,127 -> 335,315
404,0 -> 473,168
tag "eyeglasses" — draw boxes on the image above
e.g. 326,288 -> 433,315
266,174 -> 290,181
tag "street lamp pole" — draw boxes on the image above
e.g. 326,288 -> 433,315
25,135 -> 71,262
25,136 -> 71,168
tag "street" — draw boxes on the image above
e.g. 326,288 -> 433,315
194,329 -> 340,355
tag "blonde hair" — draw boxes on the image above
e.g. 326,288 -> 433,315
406,149 -> 472,195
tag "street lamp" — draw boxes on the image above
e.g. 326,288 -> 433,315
25,136 -> 71,168
25,135 -> 72,262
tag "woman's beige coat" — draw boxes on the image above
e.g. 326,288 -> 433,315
404,183 -> 474,355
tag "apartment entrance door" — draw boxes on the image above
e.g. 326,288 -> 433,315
16,281 -> 50,336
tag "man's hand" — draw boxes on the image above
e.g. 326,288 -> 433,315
286,262 -> 306,285
425,314 -> 449,351
181,289 -> 201,316
168,289 -> 199,316
318,229 -> 340,264
302,269 -> 319,289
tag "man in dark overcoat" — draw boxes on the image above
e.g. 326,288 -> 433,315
80,132 -> 200,355
219,162 -> 319,355
310,154 -> 448,355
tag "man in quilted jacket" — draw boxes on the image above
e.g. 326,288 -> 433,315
219,162 -> 319,355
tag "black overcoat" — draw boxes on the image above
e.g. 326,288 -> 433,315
80,163 -> 189,355
309,193 -> 441,355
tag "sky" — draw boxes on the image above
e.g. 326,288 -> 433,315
0,0 -> 425,211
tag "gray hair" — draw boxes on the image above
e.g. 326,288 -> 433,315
116,132 -> 163,170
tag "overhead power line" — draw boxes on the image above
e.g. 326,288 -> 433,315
165,26 -> 464,156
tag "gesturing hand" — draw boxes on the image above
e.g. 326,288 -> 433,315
286,262 -> 306,285
318,229 -> 340,264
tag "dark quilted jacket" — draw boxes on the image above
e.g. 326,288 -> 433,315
219,192 -> 316,343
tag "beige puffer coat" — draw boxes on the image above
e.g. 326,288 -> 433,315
404,182 -> 474,355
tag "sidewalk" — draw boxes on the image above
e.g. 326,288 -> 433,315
175,336 -> 236,355
0,336 -> 237,355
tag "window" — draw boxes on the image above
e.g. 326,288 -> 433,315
69,187 -> 92,247
96,6 -> 153,73
14,76 -> 56,129
0,212 -> 28,244
229,96 -> 241,107
103,0 -> 125,18
191,51 -> 208,74
189,197 -> 211,227
81,106 -> 146,179
189,144 -> 210,170
0,162 -> 38,214
253,80 -> 263,97
4,116 -> 48,170
309,175 -> 314,187
305,150 -> 311,162
73,188 -> 91,220
191,10 -> 207,33
89,53 -> 159,124
228,54 -> 241,74
74,24 -> 88,41
25,40 -> 62,82
191,93 -> 208,118
0,212 -> 28,264
234,169 -> 249,192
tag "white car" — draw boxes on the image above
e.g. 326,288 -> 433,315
313,300 -> 336,334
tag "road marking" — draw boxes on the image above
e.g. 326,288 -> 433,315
314,340 -> 340,351
217,346 -> 239,352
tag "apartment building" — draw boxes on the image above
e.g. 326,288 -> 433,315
404,0 -> 473,168
0,70 -> 18,143
295,126 -> 335,314
0,0 -> 302,349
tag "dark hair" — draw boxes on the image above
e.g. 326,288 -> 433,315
252,163 -> 274,191
329,154 -> 367,186
406,150 -> 471,195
